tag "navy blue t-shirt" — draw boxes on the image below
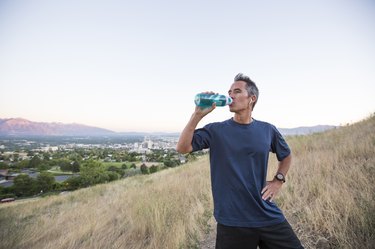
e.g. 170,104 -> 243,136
191,118 -> 291,228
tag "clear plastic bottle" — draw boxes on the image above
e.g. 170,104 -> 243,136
194,93 -> 233,107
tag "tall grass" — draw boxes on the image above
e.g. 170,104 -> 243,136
268,114 -> 375,248
1,115 -> 374,248
0,157 -> 213,249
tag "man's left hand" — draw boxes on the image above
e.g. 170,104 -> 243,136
261,179 -> 283,202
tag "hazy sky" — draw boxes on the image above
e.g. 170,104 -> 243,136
1,0 -> 374,132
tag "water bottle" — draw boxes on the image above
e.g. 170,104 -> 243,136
194,93 -> 233,107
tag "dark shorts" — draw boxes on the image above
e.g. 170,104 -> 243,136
215,220 -> 304,249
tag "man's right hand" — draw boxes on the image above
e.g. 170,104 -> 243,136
194,102 -> 216,117
176,92 -> 217,154
194,91 -> 217,117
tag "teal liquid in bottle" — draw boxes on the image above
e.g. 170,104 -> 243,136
194,93 -> 233,107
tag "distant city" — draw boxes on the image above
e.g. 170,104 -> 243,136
0,134 -> 178,155
0,134 -> 185,191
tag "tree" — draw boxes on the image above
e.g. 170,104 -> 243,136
37,162 -> 51,171
71,161 -> 80,172
80,160 -> 109,187
42,152 -> 51,161
29,155 -> 42,168
58,159 -> 72,171
13,174 -> 36,197
36,172 -> 55,193
140,163 -> 149,174
15,159 -> 30,169
13,153 -> 20,162
128,152 -> 138,162
0,162 -> 8,169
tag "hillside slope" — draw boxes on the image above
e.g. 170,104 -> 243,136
1,115 -> 374,249
0,157 -> 213,249
268,114 -> 375,248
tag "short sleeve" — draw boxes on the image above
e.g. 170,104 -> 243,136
270,126 -> 291,161
191,126 -> 212,152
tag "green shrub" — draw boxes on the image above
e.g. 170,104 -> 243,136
149,165 -> 159,173
140,164 -> 149,174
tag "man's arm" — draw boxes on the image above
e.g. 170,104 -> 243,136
261,154 -> 292,202
176,104 -> 215,154
274,153 -> 292,181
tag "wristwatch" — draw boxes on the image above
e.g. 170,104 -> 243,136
274,172 -> 286,183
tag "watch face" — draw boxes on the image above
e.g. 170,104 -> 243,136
276,173 -> 284,181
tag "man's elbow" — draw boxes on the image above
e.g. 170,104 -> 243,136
176,144 -> 192,154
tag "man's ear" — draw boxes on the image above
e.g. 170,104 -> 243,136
251,95 -> 257,103
249,95 -> 256,105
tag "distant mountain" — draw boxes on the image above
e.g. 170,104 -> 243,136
0,118 -> 115,136
0,117 -> 337,137
278,125 -> 336,136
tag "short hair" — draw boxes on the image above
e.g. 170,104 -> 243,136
234,73 -> 259,108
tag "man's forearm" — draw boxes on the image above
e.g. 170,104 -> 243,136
177,102 -> 216,154
261,154 -> 292,201
276,154 -> 292,177
176,113 -> 203,154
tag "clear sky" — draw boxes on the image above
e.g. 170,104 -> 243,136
1,0 -> 374,132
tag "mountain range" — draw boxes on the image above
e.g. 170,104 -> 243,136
0,118 -> 115,136
0,118 -> 336,136
278,125 -> 337,136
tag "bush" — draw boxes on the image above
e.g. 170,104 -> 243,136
0,193 -> 16,200
149,165 -> 159,173
164,159 -> 180,168
0,186 -> 16,199
140,164 -> 149,174
64,176 -> 82,190
107,166 -> 125,177
107,171 -> 120,181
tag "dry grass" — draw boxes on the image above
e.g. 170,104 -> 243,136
268,114 -> 375,248
0,157 -> 213,249
1,115 -> 374,249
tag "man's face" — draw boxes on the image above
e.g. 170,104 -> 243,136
228,81 -> 254,113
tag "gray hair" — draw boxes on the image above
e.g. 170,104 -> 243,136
234,73 -> 259,108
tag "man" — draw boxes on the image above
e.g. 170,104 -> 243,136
176,73 -> 303,249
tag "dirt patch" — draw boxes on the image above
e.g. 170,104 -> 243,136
200,227 -> 216,249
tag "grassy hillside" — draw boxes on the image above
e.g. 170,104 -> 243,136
268,114 -> 375,248
0,158 -> 213,249
1,114 -> 374,248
